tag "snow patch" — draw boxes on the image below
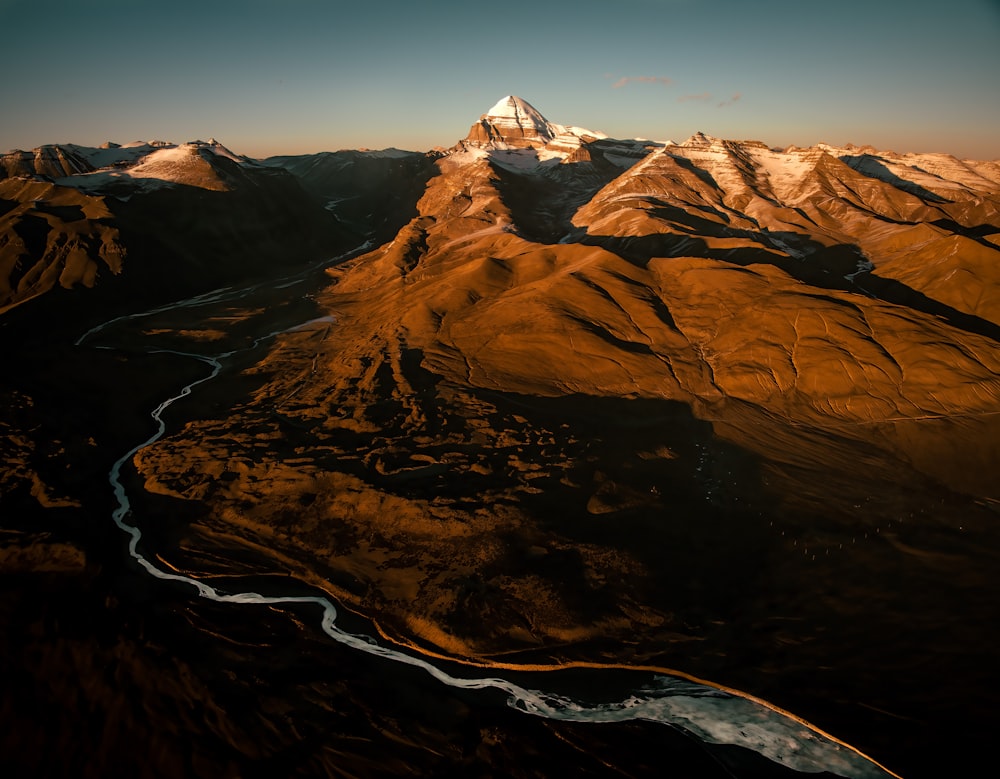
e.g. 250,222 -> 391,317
748,147 -> 821,201
55,139 -> 250,193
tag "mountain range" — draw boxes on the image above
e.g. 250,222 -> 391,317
2,95 -> 999,779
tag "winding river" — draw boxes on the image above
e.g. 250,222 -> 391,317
81,258 -> 901,779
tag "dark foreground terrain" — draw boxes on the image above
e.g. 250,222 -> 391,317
2,263 -> 998,779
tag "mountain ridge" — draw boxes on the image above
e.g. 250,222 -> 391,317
4,93 -> 999,354
4,94 -> 1000,431
1,138 -> 353,314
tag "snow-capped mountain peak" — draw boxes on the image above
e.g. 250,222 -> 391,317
45,138 -> 257,194
460,95 -> 616,171
483,95 -> 556,142
465,95 -> 558,149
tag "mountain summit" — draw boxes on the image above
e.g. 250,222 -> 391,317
463,95 -> 609,156
465,95 -> 556,148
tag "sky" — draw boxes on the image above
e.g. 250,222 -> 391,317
2,0 -> 999,159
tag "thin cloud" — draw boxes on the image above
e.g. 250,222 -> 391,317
677,93 -> 712,103
717,92 -> 742,108
613,76 -> 674,89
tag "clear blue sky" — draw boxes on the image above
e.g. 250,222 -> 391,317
3,0 -> 998,159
